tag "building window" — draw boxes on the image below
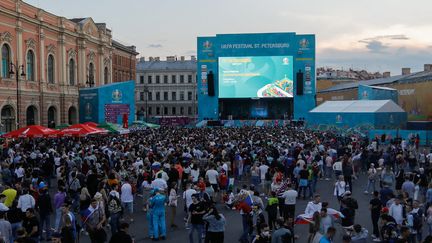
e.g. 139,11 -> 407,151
156,107 -> 160,115
148,92 -> 152,101
164,75 -> 168,83
164,107 -> 168,115
47,54 -> 55,84
164,92 -> 168,100
172,75 -> 176,83
156,75 -> 160,84
180,91 -> 184,101
180,75 -> 184,83
188,91 -> 192,101
172,91 -> 176,101
188,75 -> 192,83
140,92 -> 144,101
180,107 -> 184,115
156,92 -> 160,101
172,107 -> 176,115
148,75 -> 152,84
148,107 -> 152,115
26,50 -> 35,81
140,75 -> 144,84
68,59 -> 75,85
104,67 -> 109,84
1,44 -> 10,78
188,106 -> 192,115
88,63 -> 94,85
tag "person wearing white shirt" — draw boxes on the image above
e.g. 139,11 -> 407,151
389,197 -> 404,225
151,174 -> 168,192
120,178 -> 134,222
281,184 -> 298,218
182,183 -> 197,221
206,166 -> 219,201
17,191 -> 35,213
305,194 -> 322,216
332,160 -> 343,178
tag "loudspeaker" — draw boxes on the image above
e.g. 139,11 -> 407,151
207,71 -> 215,96
207,120 -> 222,126
296,70 -> 304,96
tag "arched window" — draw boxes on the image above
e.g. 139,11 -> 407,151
69,59 -> 75,85
1,44 -> 10,78
26,50 -> 35,81
104,67 -> 108,84
88,63 -> 94,86
47,54 -> 54,83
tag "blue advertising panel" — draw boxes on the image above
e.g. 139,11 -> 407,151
79,81 -> 135,125
197,32 -> 316,120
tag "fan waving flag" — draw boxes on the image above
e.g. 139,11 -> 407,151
295,208 -> 344,225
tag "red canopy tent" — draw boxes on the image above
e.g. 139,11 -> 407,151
58,124 -> 107,137
83,122 -> 98,127
2,125 -> 59,138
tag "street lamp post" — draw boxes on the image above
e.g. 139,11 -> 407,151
86,73 -> 95,87
9,62 -> 26,129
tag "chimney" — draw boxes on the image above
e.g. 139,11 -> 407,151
166,56 -> 176,62
180,56 -> 185,61
402,68 -> 411,75
149,57 -> 154,62
139,57 -> 145,62
424,64 -> 432,71
155,57 -> 160,61
383,71 -> 391,78
191,55 -> 196,61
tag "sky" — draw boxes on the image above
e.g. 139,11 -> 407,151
25,0 -> 432,74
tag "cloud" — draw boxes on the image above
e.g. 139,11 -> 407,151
358,34 -> 409,53
148,44 -> 163,48
183,50 -> 196,55
364,40 -> 388,53
318,46 -> 432,73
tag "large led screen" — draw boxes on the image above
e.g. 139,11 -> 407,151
218,56 -> 294,98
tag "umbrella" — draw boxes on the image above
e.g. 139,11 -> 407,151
83,122 -> 98,127
59,124 -> 107,137
2,125 -> 60,138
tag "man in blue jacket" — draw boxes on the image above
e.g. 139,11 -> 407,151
150,188 -> 167,241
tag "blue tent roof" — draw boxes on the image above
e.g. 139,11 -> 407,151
319,70 -> 432,93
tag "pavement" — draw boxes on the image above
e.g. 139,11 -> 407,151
67,173 -> 426,243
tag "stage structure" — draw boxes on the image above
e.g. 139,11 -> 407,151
197,33 -> 316,121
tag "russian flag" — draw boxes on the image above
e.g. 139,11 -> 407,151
295,208 -> 344,225
244,194 -> 254,206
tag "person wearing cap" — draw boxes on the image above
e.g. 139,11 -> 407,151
150,188 -> 167,241
107,189 -> 122,235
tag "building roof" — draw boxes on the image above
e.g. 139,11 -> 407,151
137,60 -> 197,71
359,85 -> 396,91
112,40 -> 139,55
310,100 -> 405,113
69,18 -> 86,24
319,70 -> 432,93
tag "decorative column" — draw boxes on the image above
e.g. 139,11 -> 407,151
98,46 -> 104,87
78,39 -> 86,86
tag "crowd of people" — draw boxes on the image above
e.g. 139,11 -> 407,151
0,126 -> 429,243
